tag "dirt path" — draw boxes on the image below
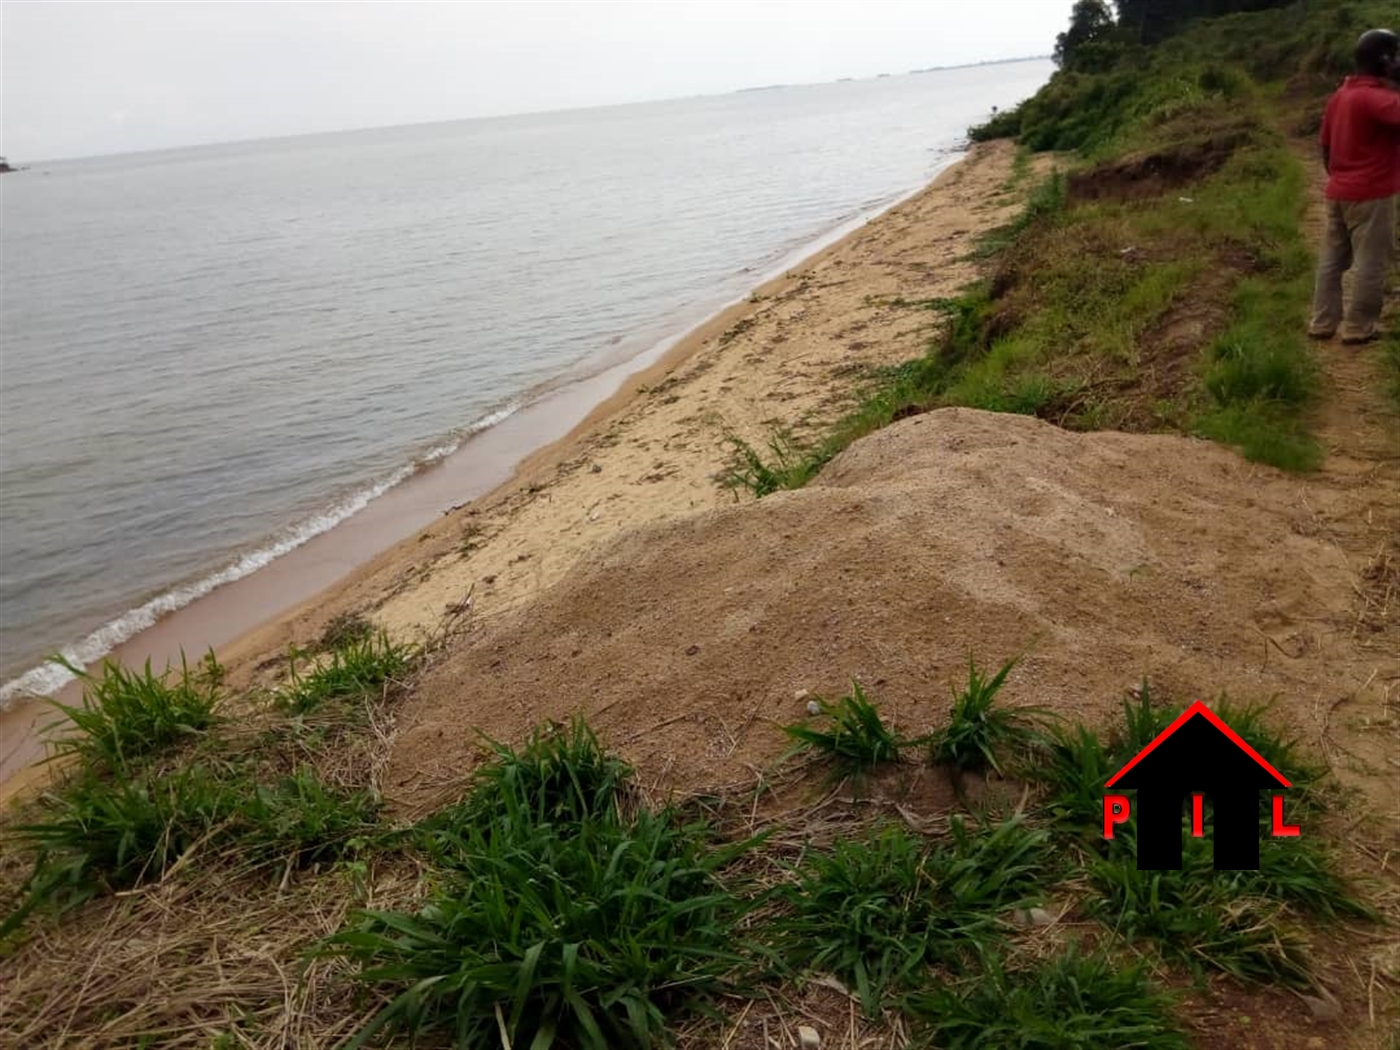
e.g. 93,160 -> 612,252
1291,141 -> 1400,816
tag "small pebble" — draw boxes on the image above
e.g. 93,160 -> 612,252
1301,995 -> 1341,1021
806,700 -> 822,716
798,1025 -> 821,1050
1012,907 -> 1055,927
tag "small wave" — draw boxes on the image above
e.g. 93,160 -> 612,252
0,400 -> 522,709
420,400 -> 521,465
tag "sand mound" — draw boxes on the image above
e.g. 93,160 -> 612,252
386,407 -> 1387,813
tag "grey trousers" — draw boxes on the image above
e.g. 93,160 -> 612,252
1309,195 -> 1396,341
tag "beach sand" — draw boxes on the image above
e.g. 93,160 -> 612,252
0,139 -> 1039,795
223,142 -> 1044,691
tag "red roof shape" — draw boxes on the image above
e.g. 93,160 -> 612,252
1105,700 -> 1291,789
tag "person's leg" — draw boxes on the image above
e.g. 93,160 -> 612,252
1309,199 -> 1351,337
1340,196 -> 1396,343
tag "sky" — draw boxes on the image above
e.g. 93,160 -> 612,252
0,0 -> 1069,162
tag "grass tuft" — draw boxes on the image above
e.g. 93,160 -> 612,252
276,630 -> 415,715
717,427 -> 820,498
44,651 -> 222,773
1025,685 -> 1372,987
2,765 -> 376,941
906,946 -> 1191,1050
775,816 -> 1049,1016
419,718 -> 633,859
1090,828 -> 1315,986
330,721 -> 756,1050
782,681 -> 907,781
238,768 -> 380,867
929,655 -> 1045,774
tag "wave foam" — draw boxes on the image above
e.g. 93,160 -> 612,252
0,400 -> 522,709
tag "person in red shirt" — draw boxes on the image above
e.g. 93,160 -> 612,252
1309,29 -> 1400,344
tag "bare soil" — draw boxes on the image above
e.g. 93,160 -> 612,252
1067,131 -> 1251,203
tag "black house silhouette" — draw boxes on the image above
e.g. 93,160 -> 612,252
1106,701 -> 1291,870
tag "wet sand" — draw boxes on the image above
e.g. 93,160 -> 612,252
0,140 -> 1033,795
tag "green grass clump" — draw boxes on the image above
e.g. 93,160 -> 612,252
277,630 -> 415,714
1024,686 -> 1371,986
906,946 -> 1190,1050
1089,824 -> 1372,987
45,652 -> 222,773
717,428 -> 820,497
419,718 -> 633,859
330,724 -> 756,1050
1035,687 -> 1326,835
1382,326 -> 1400,412
776,816 -> 1049,1016
2,765 -> 376,941
238,768 -> 379,867
11,766 -> 236,892
1035,721 -> 1119,832
1,766 -> 238,938
929,656 -> 1045,774
783,681 -> 908,781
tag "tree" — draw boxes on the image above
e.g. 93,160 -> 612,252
1054,0 -> 1116,69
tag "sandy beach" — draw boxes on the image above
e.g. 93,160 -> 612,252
0,139 -> 1037,794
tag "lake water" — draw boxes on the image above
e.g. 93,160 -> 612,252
0,60 -> 1052,706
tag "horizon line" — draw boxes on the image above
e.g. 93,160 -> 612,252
4,53 -> 1052,167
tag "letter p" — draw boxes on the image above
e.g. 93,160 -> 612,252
1103,794 -> 1131,839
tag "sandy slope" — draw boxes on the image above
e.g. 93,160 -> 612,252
385,407 -> 1398,822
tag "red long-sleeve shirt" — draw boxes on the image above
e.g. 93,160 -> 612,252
1319,75 -> 1400,201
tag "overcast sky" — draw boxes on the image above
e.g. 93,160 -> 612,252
1,1 -> 1068,162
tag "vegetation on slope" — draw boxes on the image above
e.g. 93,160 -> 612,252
724,0 -> 1397,493
3,645 -> 1382,1046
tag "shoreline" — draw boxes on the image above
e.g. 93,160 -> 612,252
0,140 -> 1023,795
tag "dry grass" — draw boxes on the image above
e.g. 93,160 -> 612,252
0,860 -> 423,1049
0,609 -> 474,1050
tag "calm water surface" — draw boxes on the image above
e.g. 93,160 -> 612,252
0,61 -> 1052,703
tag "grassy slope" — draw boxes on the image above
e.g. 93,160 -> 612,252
723,0 -> 1396,493
1,652 -> 1385,1048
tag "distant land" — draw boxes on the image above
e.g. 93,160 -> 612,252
732,54 -> 1051,95
908,54 -> 1051,74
